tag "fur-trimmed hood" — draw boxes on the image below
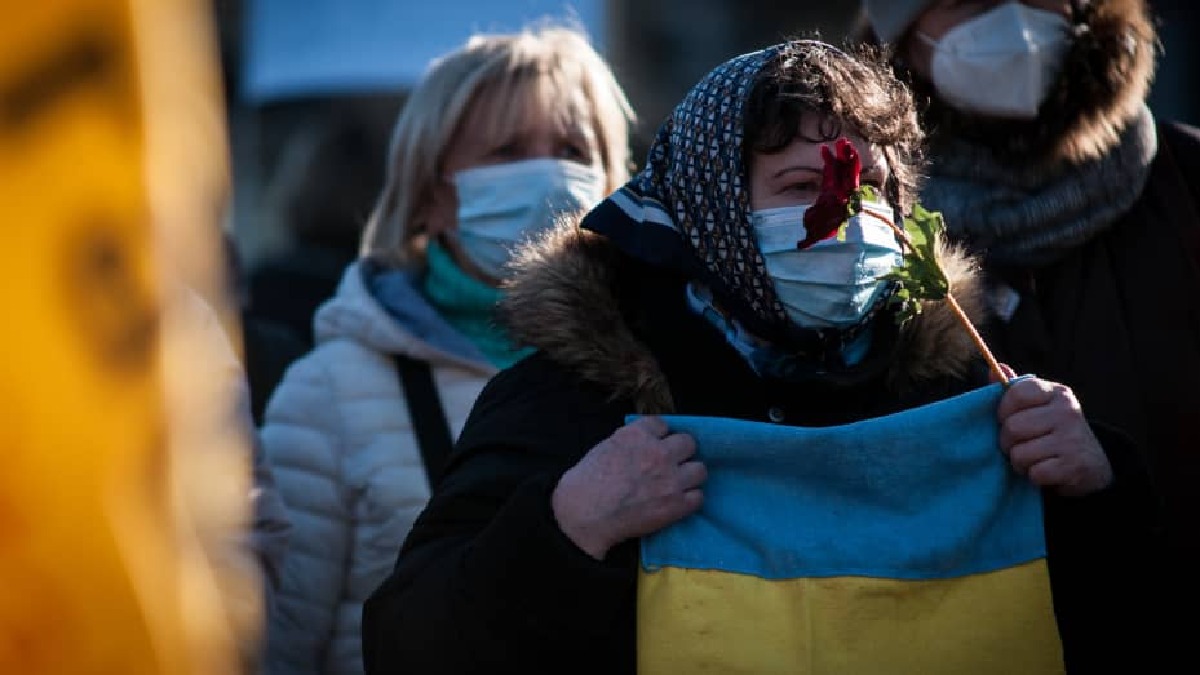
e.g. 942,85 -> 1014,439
499,221 -> 988,414
906,0 -> 1157,168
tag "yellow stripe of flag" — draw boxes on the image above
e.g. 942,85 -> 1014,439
639,560 -> 1063,675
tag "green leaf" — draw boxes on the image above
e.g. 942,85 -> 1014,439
854,184 -> 879,208
857,188 -> 953,322
842,185 -> 879,243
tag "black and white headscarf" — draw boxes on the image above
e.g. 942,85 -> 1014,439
582,41 -> 891,354
583,45 -> 786,331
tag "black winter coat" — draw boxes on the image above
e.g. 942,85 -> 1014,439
363,227 -> 1162,675
984,122 -> 1200,671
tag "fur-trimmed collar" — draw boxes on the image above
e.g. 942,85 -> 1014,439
499,222 -> 988,414
906,0 -> 1156,168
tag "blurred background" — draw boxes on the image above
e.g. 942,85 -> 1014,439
211,0 -> 1199,420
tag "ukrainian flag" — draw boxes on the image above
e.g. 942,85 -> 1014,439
637,381 -> 1064,674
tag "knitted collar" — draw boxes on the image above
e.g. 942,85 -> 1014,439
922,105 -> 1157,267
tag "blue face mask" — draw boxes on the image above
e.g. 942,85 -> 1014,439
452,158 -> 606,280
751,199 -> 903,329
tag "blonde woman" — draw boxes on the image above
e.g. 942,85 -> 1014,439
258,24 -> 635,675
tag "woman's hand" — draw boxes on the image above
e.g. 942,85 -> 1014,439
996,374 -> 1113,497
552,416 -> 707,560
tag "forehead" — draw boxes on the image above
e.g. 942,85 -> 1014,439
751,114 -> 886,172
458,71 -> 595,144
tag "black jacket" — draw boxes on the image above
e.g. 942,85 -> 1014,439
988,121 -> 1200,548
983,122 -> 1200,672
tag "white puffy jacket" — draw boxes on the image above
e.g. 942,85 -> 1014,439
260,263 -> 496,675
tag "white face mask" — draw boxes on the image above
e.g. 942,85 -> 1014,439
919,3 -> 1072,119
752,200 -> 903,330
452,158 -> 606,280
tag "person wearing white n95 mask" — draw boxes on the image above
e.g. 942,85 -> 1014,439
862,0 -> 1078,120
916,2 -> 1072,118
454,158 -> 606,281
860,1 -> 1200,672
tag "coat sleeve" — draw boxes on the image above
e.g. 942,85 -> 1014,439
1040,420 -> 1169,672
260,355 -> 354,675
361,355 -> 640,675
224,313 -> 292,602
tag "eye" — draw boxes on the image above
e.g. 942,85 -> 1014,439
558,144 -> 583,159
489,141 -> 521,159
557,140 -> 592,163
782,181 -> 819,195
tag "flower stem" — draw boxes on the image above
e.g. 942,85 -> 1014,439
944,293 -> 1009,387
880,217 -> 1010,387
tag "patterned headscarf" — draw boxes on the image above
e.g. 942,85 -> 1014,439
583,45 -> 789,336
584,41 -> 893,350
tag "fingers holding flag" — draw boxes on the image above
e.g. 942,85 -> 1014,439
996,374 -> 1113,497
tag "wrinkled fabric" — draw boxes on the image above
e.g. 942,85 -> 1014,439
639,383 -> 1047,580
636,381 -> 1063,675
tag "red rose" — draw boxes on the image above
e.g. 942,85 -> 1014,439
799,137 -> 861,249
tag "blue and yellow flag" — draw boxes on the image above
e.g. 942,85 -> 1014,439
637,382 -> 1064,675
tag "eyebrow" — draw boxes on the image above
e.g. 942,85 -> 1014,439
771,165 -> 821,180
770,158 -> 889,181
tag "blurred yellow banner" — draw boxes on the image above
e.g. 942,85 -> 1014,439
0,2 -> 251,674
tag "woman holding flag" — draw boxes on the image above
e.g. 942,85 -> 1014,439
363,39 -> 1159,674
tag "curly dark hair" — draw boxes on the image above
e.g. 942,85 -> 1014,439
743,40 -> 926,211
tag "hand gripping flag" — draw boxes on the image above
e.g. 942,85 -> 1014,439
636,381 -> 1064,675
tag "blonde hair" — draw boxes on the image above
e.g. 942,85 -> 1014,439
360,24 -> 636,266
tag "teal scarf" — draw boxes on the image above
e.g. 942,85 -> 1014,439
423,241 -> 532,369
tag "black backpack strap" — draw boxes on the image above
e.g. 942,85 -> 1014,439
392,354 -> 454,488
